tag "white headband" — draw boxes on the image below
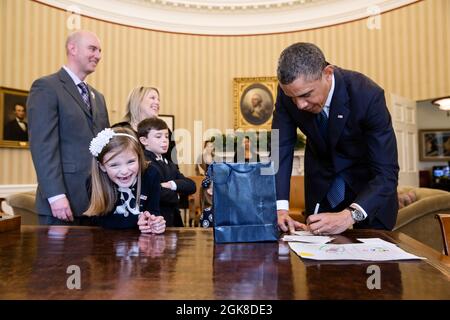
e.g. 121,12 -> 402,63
89,128 -> 138,157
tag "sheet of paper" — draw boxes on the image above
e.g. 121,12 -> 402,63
288,239 -> 426,261
282,235 -> 334,244
292,231 -> 314,236
356,238 -> 397,246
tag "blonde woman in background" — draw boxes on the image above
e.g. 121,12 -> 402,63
114,86 -> 177,164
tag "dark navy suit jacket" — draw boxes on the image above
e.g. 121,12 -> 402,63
144,150 -> 196,227
272,67 -> 399,230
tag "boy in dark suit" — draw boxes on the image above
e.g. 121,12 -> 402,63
137,118 -> 196,227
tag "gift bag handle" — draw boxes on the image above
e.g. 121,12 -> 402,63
224,163 -> 258,173
211,162 -> 260,185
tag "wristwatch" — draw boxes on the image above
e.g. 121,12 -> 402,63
348,206 -> 365,222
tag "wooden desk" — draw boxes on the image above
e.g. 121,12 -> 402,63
0,226 -> 449,299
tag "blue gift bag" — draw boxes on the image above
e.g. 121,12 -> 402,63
211,162 -> 279,243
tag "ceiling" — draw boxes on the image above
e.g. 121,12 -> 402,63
37,0 -> 418,35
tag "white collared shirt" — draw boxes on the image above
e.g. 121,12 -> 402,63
63,65 -> 87,95
321,73 -> 335,118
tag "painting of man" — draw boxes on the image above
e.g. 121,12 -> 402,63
4,103 -> 28,141
1,88 -> 29,145
240,84 -> 274,126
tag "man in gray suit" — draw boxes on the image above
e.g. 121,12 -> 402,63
27,30 -> 110,225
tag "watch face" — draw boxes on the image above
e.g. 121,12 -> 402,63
351,209 -> 364,222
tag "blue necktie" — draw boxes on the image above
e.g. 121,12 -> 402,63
317,109 -> 345,208
316,109 -> 328,143
77,82 -> 91,112
327,175 -> 345,208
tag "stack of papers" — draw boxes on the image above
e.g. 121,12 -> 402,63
282,234 -> 334,244
292,231 -> 315,236
288,238 -> 426,261
281,230 -> 334,244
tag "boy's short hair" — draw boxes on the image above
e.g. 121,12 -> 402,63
137,117 -> 169,138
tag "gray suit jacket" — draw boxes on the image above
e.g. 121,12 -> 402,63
27,68 -> 110,216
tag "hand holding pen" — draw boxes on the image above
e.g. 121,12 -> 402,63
305,203 -> 320,234
314,203 -> 320,215
307,203 -> 354,235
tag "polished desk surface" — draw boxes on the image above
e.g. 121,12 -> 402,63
0,226 -> 449,300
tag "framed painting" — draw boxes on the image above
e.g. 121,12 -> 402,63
419,129 -> 450,161
233,77 -> 278,130
159,114 -> 175,132
0,87 -> 29,148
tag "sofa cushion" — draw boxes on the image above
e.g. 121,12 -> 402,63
398,186 -> 449,200
398,190 -> 417,209
5,191 -> 38,225
6,191 -> 37,212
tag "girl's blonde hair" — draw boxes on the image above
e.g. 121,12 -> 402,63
123,86 -> 160,129
83,127 -> 147,216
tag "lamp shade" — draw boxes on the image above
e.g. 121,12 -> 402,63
432,97 -> 450,111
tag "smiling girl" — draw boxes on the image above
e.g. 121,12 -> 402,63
83,127 -> 165,233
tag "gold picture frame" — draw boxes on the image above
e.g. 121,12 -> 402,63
159,114 -> 175,132
0,87 -> 29,148
233,77 -> 278,130
419,129 -> 450,161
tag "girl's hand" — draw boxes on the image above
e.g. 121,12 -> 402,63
138,211 -> 153,233
148,214 -> 166,234
138,211 -> 166,234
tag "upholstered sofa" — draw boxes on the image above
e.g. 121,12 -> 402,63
4,191 -> 38,225
393,186 -> 450,252
5,185 -> 450,252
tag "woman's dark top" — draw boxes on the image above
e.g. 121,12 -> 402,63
233,150 -> 261,163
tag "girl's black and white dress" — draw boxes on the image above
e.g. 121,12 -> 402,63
98,166 -> 161,229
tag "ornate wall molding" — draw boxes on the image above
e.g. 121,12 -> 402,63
36,0 -> 418,35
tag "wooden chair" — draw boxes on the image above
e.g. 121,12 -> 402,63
435,213 -> 450,255
289,175 -> 306,223
188,176 -> 204,227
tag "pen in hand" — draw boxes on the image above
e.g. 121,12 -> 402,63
306,203 -> 320,232
313,203 -> 320,215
